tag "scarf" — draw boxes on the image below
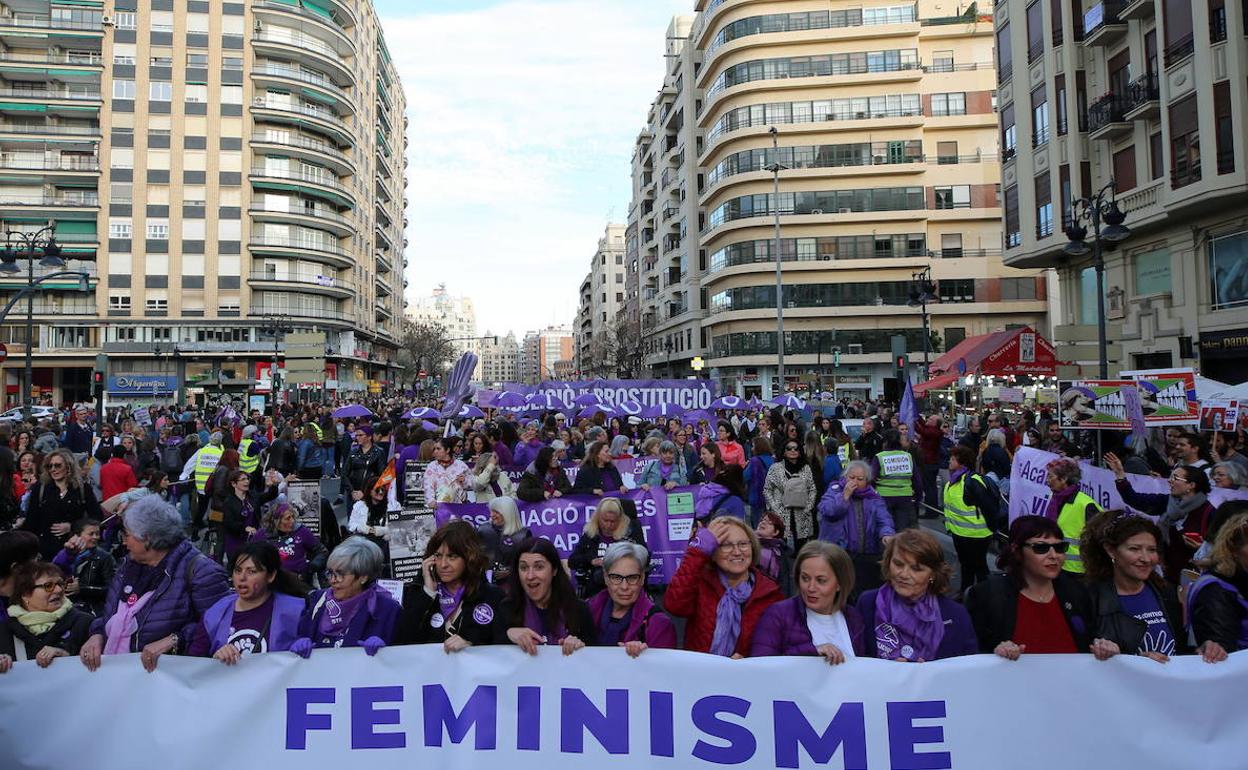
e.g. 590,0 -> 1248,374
658,462 -> 674,481
1162,493 -> 1208,533
103,590 -> 155,655
873,583 -> 944,661
1043,484 -> 1079,520
8,601 -> 72,635
522,596 -> 566,643
543,469 -> 561,494
783,456 -> 805,474
437,584 -> 466,623
317,585 -> 376,638
709,571 -> 753,657
949,467 -> 969,485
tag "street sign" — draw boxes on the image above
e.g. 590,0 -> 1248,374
0,343 -> 7,363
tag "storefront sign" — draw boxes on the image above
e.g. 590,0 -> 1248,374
106,375 -> 177,395
1199,328 -> 1248,359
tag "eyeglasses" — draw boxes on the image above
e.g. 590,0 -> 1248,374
33,579 -> 66,592
326,569 -> 355,580
606,573 -> 643,586
1169,474 -> 1193,484
45,462 -> 66,469
718,541 -> 752,554
1022,541 -> 1070,555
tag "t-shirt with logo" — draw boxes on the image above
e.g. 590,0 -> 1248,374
1117,588 -> 1175,656
224,594 -> 276,656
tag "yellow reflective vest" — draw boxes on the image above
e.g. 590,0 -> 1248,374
944,473 -> 992,539
193,445 -> 224,494
238,438 -> 260,474
1057,491 -> 1100,574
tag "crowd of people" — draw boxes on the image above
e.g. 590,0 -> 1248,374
0,394 -> 1243,675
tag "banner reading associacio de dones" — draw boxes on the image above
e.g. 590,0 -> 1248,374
1,648 -> 1243,770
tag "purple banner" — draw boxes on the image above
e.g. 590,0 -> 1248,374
488,379 -> 715,410
503,458 -> 649,487
435,485 -> 698,584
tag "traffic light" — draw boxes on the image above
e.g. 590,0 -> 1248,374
92,370 -> 104,398
895,354 -> 908,372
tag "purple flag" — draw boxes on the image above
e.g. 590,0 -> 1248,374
439,351 -> 479,419
899,378 -> 918,431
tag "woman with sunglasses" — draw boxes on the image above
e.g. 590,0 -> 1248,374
588,542 -> 676,656
0,562 -> 93,671
965,516 -> 1102,660
765,440 -> 818,550
1105,454 -> 1216,582
21,448 -> 102,560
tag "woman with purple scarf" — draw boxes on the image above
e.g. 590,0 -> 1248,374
397,521 -> 505,651
588,542 -> 677,656
638,441 -> 689,491
855,529 -> 976,662
503,538 -> 595,655
751,541 -> 865,663
817,461 -> 896,601
289,537 -> 399,657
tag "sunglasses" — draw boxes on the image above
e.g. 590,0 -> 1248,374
45,462 -> 66,469
1022,541 -> 1070,555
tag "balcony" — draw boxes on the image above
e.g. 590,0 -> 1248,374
1122,73 -> 1160,122
252,0 -> 356,52
1163,34 -> 1195,67
0,51 -> 102,68
248,270 -> 353,298
251,97 -> 354,148
248,205 -> 355,237
1083,1 -> 1127,47
0,123 -> 100,138
663,267 -> 683,288
1087,92 -> 1133,140
250,130 -> 354,175
249,165 -> 354,208
0,86 -> 101,104
251,64 -> 354,114
0,14 -> 103,34
0,155 -> 99,173
0,192 -> 98,212
1119,0 -> 1155,21
252,29 -> 352,85
250,305 -> 351,323
248,236 -> 353,269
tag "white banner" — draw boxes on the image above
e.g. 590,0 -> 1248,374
1,647 -> 1245,769
1008,446 -> 1248,521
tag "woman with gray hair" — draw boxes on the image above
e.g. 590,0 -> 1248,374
289,536 -> 399,656
471,452 -> 514,504
79,495 -> 229,672
609,433 -> 634,460
638,440 -> 688,491
816,460 -> 896,601
588,542 -> 676,655
1211,462 -> 1248,490
476,496 -> 532,583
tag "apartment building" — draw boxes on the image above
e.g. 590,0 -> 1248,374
997,0 -> 1248,383
478,330 -> 518,388
573,223 -> 626,377
407,283 -> 481,378
625,2 -> 1052,399
0,0 -> 407,406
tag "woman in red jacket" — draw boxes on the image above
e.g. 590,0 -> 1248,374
665,515 -> 782,657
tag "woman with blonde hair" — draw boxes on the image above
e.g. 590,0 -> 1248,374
470,452 -> 514,504
475,496 -> 532,583
1187,511 -> 1248,662
21,448 -> 101,560
569,498 -> 647,598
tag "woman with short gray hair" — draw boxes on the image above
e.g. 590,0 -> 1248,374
79,495 -> 229,672
638,440 -> 689,491
588,542 -> 676,655
289,536 -> 399,657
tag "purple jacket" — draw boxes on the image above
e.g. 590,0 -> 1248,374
855,588 -> 978,660
817,484 -> 896,554
297,586 -> 400,648
511,439 -> 544,472
586,590 -> 678,649
750,595 -> 866,658
89,539 -> 230,652
195,592 -> 304,654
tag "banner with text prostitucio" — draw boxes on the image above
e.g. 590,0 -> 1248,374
1,648 -> 1243,769
487,380 -> 716,411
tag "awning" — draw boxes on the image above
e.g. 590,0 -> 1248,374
927,325 -> 1057,378
914,370 -> 962,395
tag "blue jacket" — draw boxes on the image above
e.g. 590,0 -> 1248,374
297,586 -> 400,648
63,422 -> 93,453
817,484 -> 896,555
296,438 -> 326,473
744,454 -> 774,509
89,539 -> 230,652
855,588 -> 978,660
639,459 -> 688,487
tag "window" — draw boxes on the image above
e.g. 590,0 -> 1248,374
146,298 -> 168,312
934,185 -> 970,209
1059,164 -> 1073,231
110,183 -> 133,203
1005,185 -> 1021,248
1210,0 -> 1227,42
1113,146 -> 1137,191
1050,0 -> 1064,43
615,273 -> 623,283
1035,172 -> 1053,238
149,82 -> 173,101
184,85 -> 207,103
222,57 -> 244,70
114,12 -> 136,29
1031,85 -> 1049,146
186,53 -> 209,67
1055,74 -> 1068,135
1001,103 -> 1017,159
1001,277 -> 1038,300
997,23 -> 1013,83
941,233 -> 963,258
113,48 -> 135,65
1211,232 -> 1248,309
1170,93 -> 1201,187
109,295 -> 131,311
931,92 -> 966,116
109,221 -> 132,239
1163,0 -> 1194,65
1215,81 -> 1234,174
938,279 -> 975,303
1026,1 -> 1045,62
1150,133 -> 1165,180
146,222 -> 169,240
937,141 -> 959,165
112,79 -> 136,99
1134,249 -> 1172,296
931,50 -> 954,72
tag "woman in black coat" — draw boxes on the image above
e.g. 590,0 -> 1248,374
0,562 -> 93,671
570,441 -> 623,496
568,498 -> 647,598
21,449 -> 102,560
398,522 -> 505,651
516,447 -> 572,503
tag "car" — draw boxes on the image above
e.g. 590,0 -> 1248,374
0,406 -> 57,423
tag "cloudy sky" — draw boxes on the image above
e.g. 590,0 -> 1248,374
373,0 -> 692,337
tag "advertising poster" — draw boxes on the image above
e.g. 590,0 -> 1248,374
1057,380 -> 1136,429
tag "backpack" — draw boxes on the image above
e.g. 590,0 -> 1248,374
160,444 -> 183,476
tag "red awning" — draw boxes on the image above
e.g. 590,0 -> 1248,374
927,325 -> 1057,378
914,370 -> 962,395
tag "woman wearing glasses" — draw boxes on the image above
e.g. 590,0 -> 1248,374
569,498 -> 647,598
0,562 -> 93,672
21,448 -> 102,560
1105,454 -> 1216,582
289,536 -> 399,657
666,515 -> 782,657
964,516 -> 1101,660
588,543 -> 676,656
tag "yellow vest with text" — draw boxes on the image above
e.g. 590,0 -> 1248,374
238,438 -> 260,474
193,445 -> 224,494
875,450 -> 914,498
1057,491 -> 1100,574
944,474 -> 991,539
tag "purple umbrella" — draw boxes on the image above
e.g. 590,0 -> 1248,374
578,404 -> 615,419
710,395 -> 746,410
681,409 -> 715,426
492,391 -> 527,408
332,404 -> 373,419
403,406 -> 440,419
642,402 -> 686,419
746,396 -> 765,409
420,420 -> 441,432
574,393 -> 602,406
457,404 -> 485,419
527,393 -> 571,411
614,400 -> 644,417
770,394 -> 807,410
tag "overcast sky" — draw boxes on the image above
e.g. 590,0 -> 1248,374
375,0 -> 692,337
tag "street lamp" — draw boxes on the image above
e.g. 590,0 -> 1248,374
908,266 -> 937,373
765,126 -> 787,396
0,226 -> 76,420
1063,180 -> 1131,379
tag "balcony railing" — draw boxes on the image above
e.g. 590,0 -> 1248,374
252,97 -> 343,125
1084,0 -> 1127,36
250,166 -> 348,195
250,306 -> 350,322
1164,33 -> 1195,66
0,155 -> 99,171
250,131 -> 345,160
0,87 -> 100,101
0,51 -> 101,66
1124,72 -> 1160,111
248,271 -> 352,292
0,193 -> 98,207
252,65 -> 351,102
0,123 -> 99,137
1088,92 -> 1129,133
253,30 -> 343,63
0,15 -> 103,31
249,236 -> 351,259
249,205 -> 352,229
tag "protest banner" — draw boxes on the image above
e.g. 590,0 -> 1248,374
1200,399 -> 1241,432
403,460 -> 429,509
285,481 -> 322,536
2,647 -> 1243,770
1123,367 -> 1201,426
387,508 -> 436,583
1008,446 -> 1248,521
1057,380 -> 1136,429
437,486 -> 696,585
492,379 -> 715,410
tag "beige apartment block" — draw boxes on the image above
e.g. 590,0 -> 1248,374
997,0 -> 1248,382
0,0 -> 407,406
574,223 -> 626,377
625,1 -> 1051,400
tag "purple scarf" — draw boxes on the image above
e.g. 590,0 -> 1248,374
659,462 -> 674,481
522,596 -> 567,644
709,571 -> 753,657
949,467 -> 969,485
438,584 -> 465,622
1043,484 -> 1079,521
873,583 -> 944,661
317,585 -> 376,638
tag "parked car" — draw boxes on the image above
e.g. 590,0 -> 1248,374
0,406 -> 57,423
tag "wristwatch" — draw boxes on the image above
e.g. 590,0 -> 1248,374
169,632 -> 179,654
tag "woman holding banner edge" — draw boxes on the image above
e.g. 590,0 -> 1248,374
503,538 -> 595,655
398,521 -> 505,651
587,542 -> 677,656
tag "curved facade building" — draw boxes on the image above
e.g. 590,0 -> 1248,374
630,1 -> 1052,398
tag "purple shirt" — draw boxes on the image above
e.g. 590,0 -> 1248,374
251,526 -> 321,575
1118,588 -> 1177,657
187,594 -> 275,657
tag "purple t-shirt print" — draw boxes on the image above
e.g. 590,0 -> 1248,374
1118,589 -> 1175,656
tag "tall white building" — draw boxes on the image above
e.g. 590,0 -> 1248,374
479,331 -> 519,386
574,223 -> 627,376
406,283 -> 481,376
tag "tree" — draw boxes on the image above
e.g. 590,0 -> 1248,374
396,319 -> 456,391
587,314 -> 642,379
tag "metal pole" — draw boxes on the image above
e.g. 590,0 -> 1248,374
23,241 -> 33,421
769,126 -> 785,397
1093,206 -> 1108,379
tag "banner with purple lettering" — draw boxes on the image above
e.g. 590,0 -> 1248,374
2,648 -> 1244,769
488,380 -> 715,411
436,486 -> 696,585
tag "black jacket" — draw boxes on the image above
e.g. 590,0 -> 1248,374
265,439 -> 297,476
568,521 -> 648,598
502,596 -> 598,644
1088,579 -> 1189,655
0,607 -> 94,660
397,581 -> 506,646
570,463 -> 623,496
69,547 -> 116,617
217,485 -> 279,539
964,572 -> 1095,653
1191,568 -> 1248,652
21,483 -> 103,560
345,445 -> 387,493
475,523 -> 533,578
516,468 -> 571,503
